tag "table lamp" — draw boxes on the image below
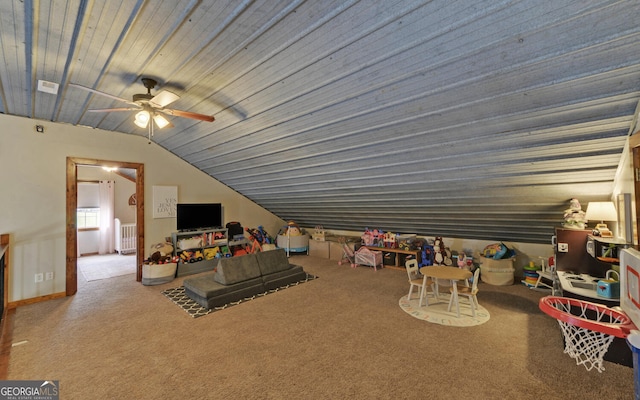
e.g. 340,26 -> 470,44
585,201 -> 617,237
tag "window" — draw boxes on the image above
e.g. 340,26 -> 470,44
77,208 -> 100,229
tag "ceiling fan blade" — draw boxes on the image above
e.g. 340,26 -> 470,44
69,83 -> 137,106
87,107 -> 139,113
161,108 -> 215,122
149,90 -> 180,108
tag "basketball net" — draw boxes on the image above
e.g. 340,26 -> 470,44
557,318 -> 616,372
539,296 -> 637,373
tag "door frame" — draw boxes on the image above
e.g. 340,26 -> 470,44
66,157 -> 145,295
629,134 -> 640,246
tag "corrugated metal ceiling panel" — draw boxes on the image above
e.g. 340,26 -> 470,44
1,0 -> 640,244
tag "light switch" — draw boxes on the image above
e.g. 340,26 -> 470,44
558,243 -> 569,252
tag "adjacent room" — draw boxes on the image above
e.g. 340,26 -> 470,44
1,1 -> 640,398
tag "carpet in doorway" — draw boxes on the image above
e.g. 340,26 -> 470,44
399,293 -> 490,327
162,273 -> 318,318
78,253 -> 136,282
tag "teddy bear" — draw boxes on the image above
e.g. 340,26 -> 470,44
149,242 -> 174,264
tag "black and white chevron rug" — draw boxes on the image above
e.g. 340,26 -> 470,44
162,274 -> 318,318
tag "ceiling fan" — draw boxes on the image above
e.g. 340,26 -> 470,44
69,78 -> 214,142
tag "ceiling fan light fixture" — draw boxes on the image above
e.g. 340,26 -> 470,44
134,110 -> 150,128
153,114 -> 170,129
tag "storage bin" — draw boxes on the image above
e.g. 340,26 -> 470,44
177,237 -> 202,250
309,240 -> 330,258
142,262 -> 177,286
480,257 -> 515,285
383,252 -> 396,265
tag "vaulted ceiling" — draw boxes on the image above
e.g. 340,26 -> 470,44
2,0 -> 640,244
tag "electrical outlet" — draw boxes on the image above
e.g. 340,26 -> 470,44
558,243 -> 569,252
35,273 -> 44,283
45,272 -> 54,281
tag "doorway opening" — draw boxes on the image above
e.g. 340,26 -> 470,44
65,157 -> 145,296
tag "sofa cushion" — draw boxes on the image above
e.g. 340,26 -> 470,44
261,265 -> 307,290
214,253 -> 261,285
184,274 -> 263,298
256,248 -> 291,275
183,274 -> 266,309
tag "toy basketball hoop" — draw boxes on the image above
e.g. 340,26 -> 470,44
539,296 -> 637,372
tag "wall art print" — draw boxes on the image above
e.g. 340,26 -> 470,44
153,185 -> 177,219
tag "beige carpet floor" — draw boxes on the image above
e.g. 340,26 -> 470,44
6,255 -> 636,399
77,253 -> 136,282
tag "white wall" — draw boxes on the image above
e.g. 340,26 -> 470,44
0,114 -> 284,302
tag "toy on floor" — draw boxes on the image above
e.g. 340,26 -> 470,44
338,237 -> 356,267
354,246 -> 383,271
246,225 -> 274,245
246,235 -> 263,254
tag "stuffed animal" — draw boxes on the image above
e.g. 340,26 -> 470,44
149,242 -> 174,264
563,198 -> 587,230
150,241 -> 173,256
433,237 -> 453,266
457,253 -> 473,270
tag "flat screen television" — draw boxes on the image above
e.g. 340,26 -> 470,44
176,203 -> 223,231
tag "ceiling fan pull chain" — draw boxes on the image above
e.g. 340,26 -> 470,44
148,120 -> 154,144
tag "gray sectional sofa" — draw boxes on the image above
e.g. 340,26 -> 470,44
183,248 -> 308,309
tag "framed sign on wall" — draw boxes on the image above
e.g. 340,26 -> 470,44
153,185 -> 177,219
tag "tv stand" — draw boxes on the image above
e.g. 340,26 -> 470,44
171,228 -> 229,277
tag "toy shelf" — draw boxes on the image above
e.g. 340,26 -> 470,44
171,228 -> 228,277
364,246 -> 420,270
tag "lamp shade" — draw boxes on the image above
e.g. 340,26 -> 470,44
153,113 -> 170,129
134,110 -> 150,128
585,201 -> 617,223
